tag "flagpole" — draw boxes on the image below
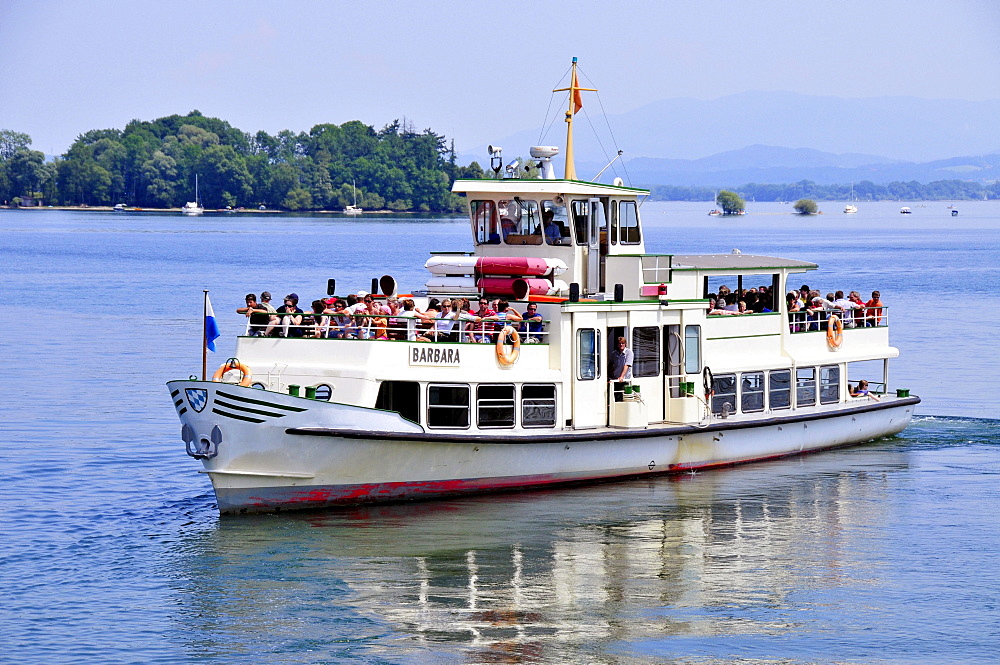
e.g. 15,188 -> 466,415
202,289 -> 209,381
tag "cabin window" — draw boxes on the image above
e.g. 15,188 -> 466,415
501,198 -> 542,245
472,200 -> 500,245
711,373 -> 737,415
632,326 -> 660,377
664,325 -> 682,397
769,370 -> 791,410
820,365 -> 840,404
684,325 -> 701,374
571,200 -> 589,245
578,328 -> 600,380
477,384 -> 515,428
741,372 -> 765,413
619,201 -> 640,244
375,381 -> 420,424
542,200 -> 570,245
427,384 -> 470,428
796,367 -> 816,407
522,384 -> 557,427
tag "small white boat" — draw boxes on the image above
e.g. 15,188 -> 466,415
900,207 -> 912,214
344,179 -> 363,215
844,204 -> 858,214
708,209 -> 722,216
113,203 -> 127,212
181,175 -> 204,216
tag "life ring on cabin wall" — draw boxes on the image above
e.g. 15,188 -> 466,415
212,359 -> 253,386
495,325 -> 521,366
826,315 -> 844,349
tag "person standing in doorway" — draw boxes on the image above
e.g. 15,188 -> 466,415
609,336 -> 633,402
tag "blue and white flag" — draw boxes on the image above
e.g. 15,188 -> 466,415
205,295 -> 221,352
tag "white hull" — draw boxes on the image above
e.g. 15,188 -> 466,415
170,380 -> 917,514
181,203 -> 204,216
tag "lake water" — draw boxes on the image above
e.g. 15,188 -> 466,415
1,201 -> 998,664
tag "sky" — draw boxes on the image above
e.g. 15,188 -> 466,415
2,0 -> 999,158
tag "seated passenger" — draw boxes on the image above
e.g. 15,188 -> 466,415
276,293 -> 304,337
483,300 -> 523,336
865,290 -> 884,327
473,300 -> 496,342
304,300 -> 328,338
237,293 -> 270,337
520,303 -> 544,342
396,298 -> 432,342
450,298 -> 481,342
433,299 -> 456,341
324,300 -> 350,339
850,379 -> 880,401
786,291 -> 804,332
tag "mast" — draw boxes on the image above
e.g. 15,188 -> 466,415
553,57 -> 596,181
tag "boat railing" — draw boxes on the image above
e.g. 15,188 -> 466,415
243,313 -> 551,343
787,306 -> 888,333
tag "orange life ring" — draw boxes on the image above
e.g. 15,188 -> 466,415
495,325 -> 521,366
826,315 -> 844,349
212,359 -> 253,386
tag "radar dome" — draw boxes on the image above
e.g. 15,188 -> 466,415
530,146 -> 559,159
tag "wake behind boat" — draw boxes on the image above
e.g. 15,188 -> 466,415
168,58 -> 918,514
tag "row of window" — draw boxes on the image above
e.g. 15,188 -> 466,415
376,381 -> 557,430
471,198 -> 640,247
711,366 -> 841,415
578,325 -> 702,381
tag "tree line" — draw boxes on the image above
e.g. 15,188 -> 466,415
0,114 -> 486,212
651,179 -> 1000,202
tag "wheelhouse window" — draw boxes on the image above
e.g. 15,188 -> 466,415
684,325 -> 701,374
741,372 -> 765,413
769,370 -> 791,410
542,200 -> 570,245
619,200 -> 640,245
571,200 -> 589,245
477,384 -> 515,428
796,367 -> 816,407
500,199 -> 541,245
472,200 -> 500,245
632,326 -> 660,378
427,384 -> 470,428
522,384 -> 556,428
578,328 -> 600,380
820,365 -> 840,404
711,373 -> 737,415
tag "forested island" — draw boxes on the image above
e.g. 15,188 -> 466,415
0,114 -> 485,212
3,115 -> 999,211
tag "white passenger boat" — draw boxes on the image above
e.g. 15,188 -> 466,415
168,59 -> 919,514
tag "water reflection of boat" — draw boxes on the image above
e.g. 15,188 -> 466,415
168,58 -> 918,514
170,446 -> 910,659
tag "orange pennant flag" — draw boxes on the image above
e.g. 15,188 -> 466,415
571,69 -> 584,114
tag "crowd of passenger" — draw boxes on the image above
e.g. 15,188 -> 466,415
706,284 -> 885,332
237,291 -> 546,343
786,285 -> 884,332
706,284 -> 776,316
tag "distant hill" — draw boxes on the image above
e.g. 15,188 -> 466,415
626,146 -> 1000,188
460,91 -> 1000,182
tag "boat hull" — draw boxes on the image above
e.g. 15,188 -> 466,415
169,381 -> 919,514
